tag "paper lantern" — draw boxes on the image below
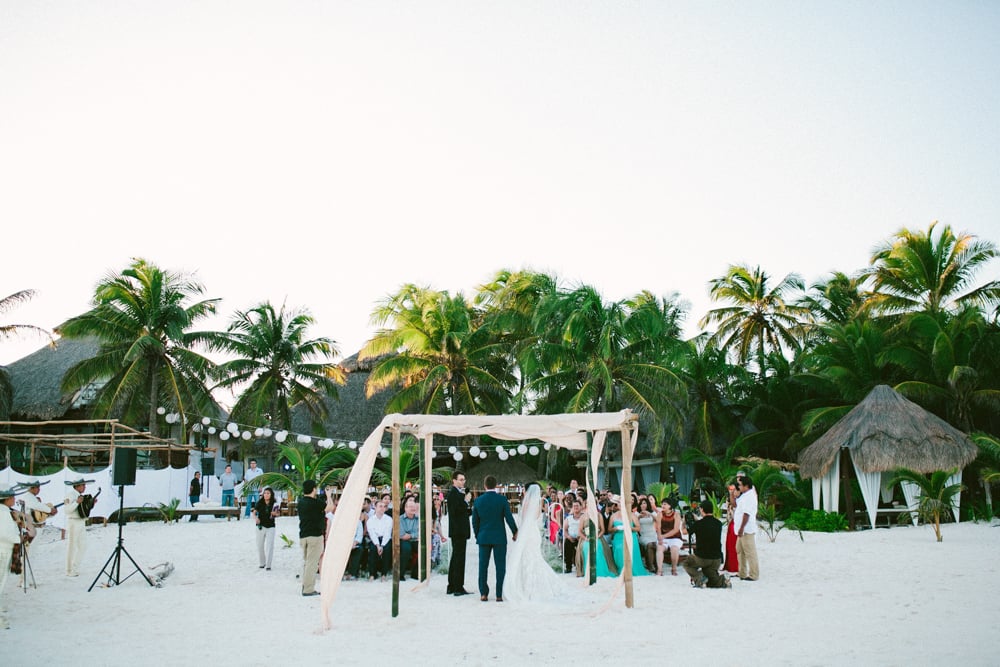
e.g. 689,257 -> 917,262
528,445 -> 539,456
517,444 -> 528,455
453,451 -> 463,461
202,417 -> 211,425
219,431 -> 230,441
348,441 -> 358,449
469,446 -> 481,457
254,428 -> 264,437
207,426 -> 217,434
157,406 -> 166,415
498,451 -> 509,461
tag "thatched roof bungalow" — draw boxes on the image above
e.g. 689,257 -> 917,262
6,336 -> 102,420
797,384 -> 977,527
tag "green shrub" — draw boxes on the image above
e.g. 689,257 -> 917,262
784,509 -> 848,532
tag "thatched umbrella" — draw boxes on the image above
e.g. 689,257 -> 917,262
798,384 -> 977,528
798,385 -> 977,478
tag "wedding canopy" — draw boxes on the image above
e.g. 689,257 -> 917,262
319,411 -> 639,627
798,385 -> 978,527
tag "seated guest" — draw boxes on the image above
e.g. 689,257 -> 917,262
398,497 -> 420,580
656,497 -> 684,576
366,500 -> 393,580
682,499 -> 730,588
563,498 -> 584,575
346,508 -> 365,580
636,496 -> 659,573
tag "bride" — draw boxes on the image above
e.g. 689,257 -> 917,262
503,484 -> 563,602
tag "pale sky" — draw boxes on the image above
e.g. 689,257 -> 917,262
2,1 -> 999,367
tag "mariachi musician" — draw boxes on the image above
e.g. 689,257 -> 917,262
20,479 -> 57,526
1,484 -> 24,629
64,477 -> 96,578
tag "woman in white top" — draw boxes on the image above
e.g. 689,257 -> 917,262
636,496 -> 659,573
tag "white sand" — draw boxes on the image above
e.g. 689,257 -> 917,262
5,516 -> 999,665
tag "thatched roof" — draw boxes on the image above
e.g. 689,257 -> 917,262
289,351 -> 393,442
6,336 -> 101,420
463,457 -> 541,490
798,384 -> 978,478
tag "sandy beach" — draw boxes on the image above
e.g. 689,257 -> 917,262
3,515 -> 998,665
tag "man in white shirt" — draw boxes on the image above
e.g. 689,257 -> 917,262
366,500 -> 393,581
563,498 -> 584,576
243,459 -> 264,517
20,480 -> 57,527
1,484 -> 25,628
733,475 -> 759,581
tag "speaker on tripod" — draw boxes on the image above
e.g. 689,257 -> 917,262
89,448 -> 154,591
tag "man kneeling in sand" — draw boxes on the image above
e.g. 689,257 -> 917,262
683,499 -> 731,589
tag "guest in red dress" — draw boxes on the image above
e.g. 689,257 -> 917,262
724,483 -> 740,574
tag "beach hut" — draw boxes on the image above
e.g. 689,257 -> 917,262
798,384 -> 978,528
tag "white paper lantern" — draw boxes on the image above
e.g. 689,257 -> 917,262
517,444 -> 528,455
242,431 -> 252,440
430,450 -> 437,458
498,451 -> 509,461
479,452 -> 487,459
263,427 -> 273,437
192,423 -> 202,433
543,442 -> 552,450
508,448 -> 517,456
529,445 -> 539,456
157,406 -> 166,415
448,446 -> 457,454
254,427 -> 264,437
219,431 -> 230,441
380,448 -> 389,458
275,431 -> 288,443
227,422 -> 239,434
297,434 -> 311,444
495,445 -> 504,454
453,451 -> 463,461
469,446 -> 481,457
202,417 -> 211,425
348,440 -> 358,449
207,426 -> 217,434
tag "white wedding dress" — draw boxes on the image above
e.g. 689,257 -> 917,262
503,484 -> 563,602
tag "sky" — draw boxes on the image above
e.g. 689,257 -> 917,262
2,1 -> 999,368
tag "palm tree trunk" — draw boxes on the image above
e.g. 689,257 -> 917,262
148,359 -> 160,438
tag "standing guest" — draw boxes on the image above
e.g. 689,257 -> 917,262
734,475 -> 759,581
431,496 -> 447,568
682,499 -> 730,588
656,497 -> 685,576
298,480 -> 326,596
636,496 -> 659,573
63,478 -> 94,577
366,500 -> 393,581
724,481 -> 741,574
398,497 -> 420,580
446,472 -> 472,596
188,472 -> 201,521
253,487 -> 280,570
1,485 -> 24,628
243,459 -> 264,517
472,475 -> 518,602
219,465 -> 237,508
563,498 -> 584,575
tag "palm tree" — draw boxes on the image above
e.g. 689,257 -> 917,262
797,272 -> 870,327
56,259 -> 222,436
700,264 -> 809,379
0,289 -> 54,419
360,284 -> 514,415
866,221 -> 1000,317
210,301 -> 346,432
244,442 -> 358,496
887,468 -> 964,542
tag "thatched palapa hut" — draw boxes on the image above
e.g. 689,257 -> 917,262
798,384 -> 977,527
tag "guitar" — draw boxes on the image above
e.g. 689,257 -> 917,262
76,488 -> 103,519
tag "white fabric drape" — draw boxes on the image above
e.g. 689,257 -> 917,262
900,480 -> 921,524
319,411 -> 636,628
947,470 -> 962,522
851,457 -> 881,528
812,456 -> 840,513
880,478 -> 895,504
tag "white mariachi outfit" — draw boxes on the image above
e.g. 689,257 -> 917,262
64,486 -> 87,577
1,504 -> 20,628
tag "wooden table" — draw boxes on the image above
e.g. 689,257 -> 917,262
175,507 -> 241,521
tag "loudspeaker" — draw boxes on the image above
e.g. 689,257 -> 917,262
201,458 -> 215,476
112,448 -> 137,486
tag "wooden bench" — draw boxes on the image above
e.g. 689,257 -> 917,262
176,507 -> 241,521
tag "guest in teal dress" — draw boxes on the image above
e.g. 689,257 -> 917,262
581,499 -> 618,577
608,499 -> 649,577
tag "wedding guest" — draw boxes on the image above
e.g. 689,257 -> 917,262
656,497 -> 684,576
431,496 -> 447,568
683,499 -> 730,588
346,507 -> 365,580
243,459 -> 264,517
724,481 -> 741,574
398,497 -> 420,580
298,480 -> 325,596
734,475 -> 759,581
607,496 -> 648,577
252,487 -> 280,570
188,472 -> 201,521
563,498 -> 584,575
636,496 -> 659,573
366,500 -> 393,581
219,465 -> 237,508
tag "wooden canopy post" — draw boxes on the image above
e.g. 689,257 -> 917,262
391,428 -> 401,617
421,434 -> 432,582
620,425 -> 634,608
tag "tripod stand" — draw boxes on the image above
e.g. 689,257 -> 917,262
88,485 -> 154,591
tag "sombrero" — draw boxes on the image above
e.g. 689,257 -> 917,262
0,484 -> 26,499
65,478 -> 95,486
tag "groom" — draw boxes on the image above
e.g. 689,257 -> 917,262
472,475 -> 518,602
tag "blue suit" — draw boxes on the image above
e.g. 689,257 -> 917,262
472,490 -> 518,599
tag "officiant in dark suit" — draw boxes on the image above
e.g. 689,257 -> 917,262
446,472 -> 472,596
472,475 -> 518,602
